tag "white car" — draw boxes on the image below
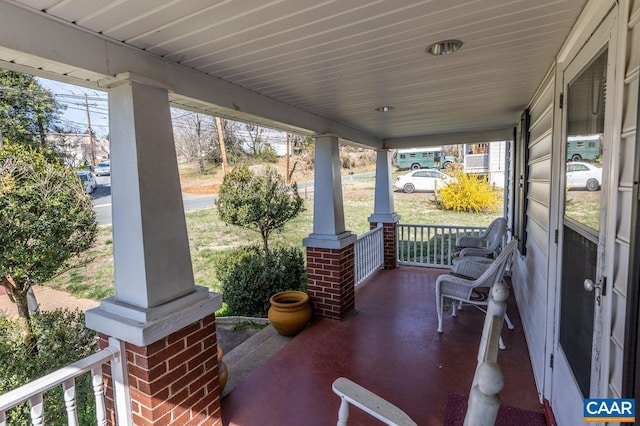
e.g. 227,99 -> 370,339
566,161 -> 602,191
395,169 -> 453,193
77,170 -> 97,194
94,161 -> 111,176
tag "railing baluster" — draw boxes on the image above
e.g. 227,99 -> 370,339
398,225 -> 403,262
92,366 -> 107,426
413,226 -> 418,262
0,409 -> 5,426
62,378 -> 79,426
425,228 -> 433,264
29,394 -> 44,426
438,228 -> 445,266
419,226 -> 424,264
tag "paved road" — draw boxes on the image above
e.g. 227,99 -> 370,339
92,176 -> 217,226
92,172 -> 374,226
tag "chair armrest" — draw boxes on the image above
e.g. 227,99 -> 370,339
456,235 -> 484,247
457,256 -> 494,265
436,272 -> 479,289
453,259 -> 491,279
459,247 -> 493,258
332,378 -> 417,426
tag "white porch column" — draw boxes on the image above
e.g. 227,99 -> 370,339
303,134 -> 355,246
303,135 -> 356,320
368,149 -> 400,224
86,73 -> 222,425
368,149 -> 400,269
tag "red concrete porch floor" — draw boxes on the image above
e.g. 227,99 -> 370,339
221,266 -> 542,426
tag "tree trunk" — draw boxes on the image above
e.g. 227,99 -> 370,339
14,289 -> 38,354
262,231 -> 270,258
2,278 -> 38,354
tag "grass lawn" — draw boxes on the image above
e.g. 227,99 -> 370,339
46,179 -> 503,300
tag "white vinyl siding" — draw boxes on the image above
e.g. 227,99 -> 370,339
512,68 -> 555,394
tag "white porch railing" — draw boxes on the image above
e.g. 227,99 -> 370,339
0,337 -> 132,426
397,224 -> 492,268
354,223 -> 384,286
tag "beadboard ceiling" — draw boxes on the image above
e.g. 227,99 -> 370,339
1,0 -> 588,146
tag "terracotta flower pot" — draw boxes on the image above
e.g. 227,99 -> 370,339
268,291 -> 312,336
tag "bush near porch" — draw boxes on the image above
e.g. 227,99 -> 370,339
45,178 -> 503,311
439,170 -> 499,212
0,310 -> 97,425
214,246 -> 306,317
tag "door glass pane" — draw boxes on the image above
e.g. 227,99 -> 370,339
564,48 -> 607,231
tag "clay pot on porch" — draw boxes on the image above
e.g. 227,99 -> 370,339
217,346 -> 229,394
268,291 -> 312,336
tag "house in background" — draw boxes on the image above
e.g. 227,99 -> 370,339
46,133 -> 109,167
0,0 -> 638,425
463,141 -> 509,188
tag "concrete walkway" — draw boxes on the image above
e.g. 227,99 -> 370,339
0,286 -> 99,316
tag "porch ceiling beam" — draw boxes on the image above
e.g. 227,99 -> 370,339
383,128 -> 514,149
0,1 -> 382,149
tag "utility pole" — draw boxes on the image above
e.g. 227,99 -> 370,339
196,114 -> 205,174
285,133 -> 291,183
215,116 -> 229,175
84,94 -> 95,166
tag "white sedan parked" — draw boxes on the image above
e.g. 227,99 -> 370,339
566,161 -> 602,191
395,169 -> 453,193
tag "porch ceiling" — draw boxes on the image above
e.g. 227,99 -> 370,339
0,0 -> 587,148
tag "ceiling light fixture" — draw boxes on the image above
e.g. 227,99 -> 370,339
427,39 -> 463,56
375,106 -> 394,112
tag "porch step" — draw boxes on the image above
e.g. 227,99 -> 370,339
221,324 -> 292,397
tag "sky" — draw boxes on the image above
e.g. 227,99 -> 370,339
37,77 -> 110,138
36,77 -> 289,151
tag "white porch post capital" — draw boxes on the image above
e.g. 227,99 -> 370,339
303,134 -> 356,249
368,149 -> 400,224
86,75 -> 221,346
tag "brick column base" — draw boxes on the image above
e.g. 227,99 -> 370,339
99,314 -> 222,425
370,221 -> 398,269
306,244 -> 355,320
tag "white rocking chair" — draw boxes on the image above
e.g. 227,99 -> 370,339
436,240 -> 517,349
454,217 -> 507,260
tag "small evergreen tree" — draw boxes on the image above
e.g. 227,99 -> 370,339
216,165 -> 304,256
0,143 -> 97,349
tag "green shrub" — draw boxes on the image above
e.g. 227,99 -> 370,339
215,246 -> 306,317
0,310 -> 98,425
439,170 -> 499,212
256,145 -> 278,163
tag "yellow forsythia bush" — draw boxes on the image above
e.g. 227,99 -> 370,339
439,170 -> 499,212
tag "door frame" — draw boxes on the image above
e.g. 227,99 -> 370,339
547,5 -> 619,422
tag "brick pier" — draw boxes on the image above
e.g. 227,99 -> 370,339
306,244 -> 355,320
